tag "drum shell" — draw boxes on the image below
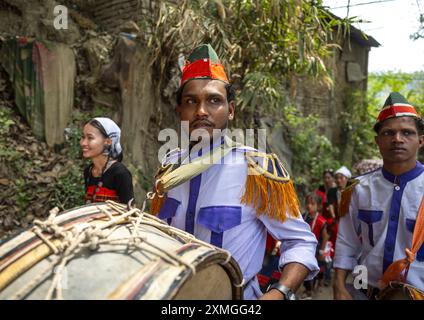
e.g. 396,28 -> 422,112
377,282 -> 424,300
0,202 -> 243,300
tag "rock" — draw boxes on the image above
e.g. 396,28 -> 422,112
29,143 -> 38,153
24,213 -> 35,224
119,20 -> 140,34
0,79 -> 6,92
3,214 -> 14,231
69,9 -> 98,30
82,36 -> 114,74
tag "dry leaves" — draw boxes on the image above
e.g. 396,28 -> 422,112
0,69 -> 80,240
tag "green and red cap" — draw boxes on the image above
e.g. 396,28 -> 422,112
375,92 -> 421,127
180,44 -> 229,87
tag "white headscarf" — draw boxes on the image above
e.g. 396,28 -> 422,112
335,166 -> 352,179
93,117 -> 122,159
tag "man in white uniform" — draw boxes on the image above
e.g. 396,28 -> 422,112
150,44 -> 319,300
333,92 -> 424,300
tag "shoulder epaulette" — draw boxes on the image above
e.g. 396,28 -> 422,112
241,151 -> 301,222
339,178 -> 360,218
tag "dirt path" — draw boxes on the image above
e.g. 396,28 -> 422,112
312,283 -> 333,300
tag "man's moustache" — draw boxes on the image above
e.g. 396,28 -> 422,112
191,120 -> 214,127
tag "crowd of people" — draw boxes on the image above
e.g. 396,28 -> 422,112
257,166 -> 341,297
257,165 -> 378,299
74,43 -> 424,300
256,91 -> 424,300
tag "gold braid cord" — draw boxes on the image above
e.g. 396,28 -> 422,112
339,179 -> 359,218
150,163 -> 174,215
241,152 -> 301,222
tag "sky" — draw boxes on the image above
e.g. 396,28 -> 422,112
322,0 -> 424,73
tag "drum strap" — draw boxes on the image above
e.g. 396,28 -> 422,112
380,195 -> 424,288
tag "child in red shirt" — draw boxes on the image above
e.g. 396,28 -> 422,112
301,193 -> 330,299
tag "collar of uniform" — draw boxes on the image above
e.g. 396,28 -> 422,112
381,161 -> 424,184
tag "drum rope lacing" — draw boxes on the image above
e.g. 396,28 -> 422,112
12,195 -> 238,299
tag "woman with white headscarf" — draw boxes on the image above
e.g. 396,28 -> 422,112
80,117 -> 134,206
334,166 -> 352,191
320,166 -> 352,287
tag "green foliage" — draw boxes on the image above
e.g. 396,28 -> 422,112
65,123 -> 83,160
0,145 -> 21,164
354,71 -> 424,163
0,108 -> 14,135
142,0 -> 355,113
239,72 -> 285,112
0,108 -> 27,173
50,166 -> 85,211
15,178 -> 31,213
72,105 -> 112,123
339,88 -> 380,166
138,169 -> 153,192
133,0 -> 363,191
336,71 -> 424,168
283,105 -> 340,189
368,71 -> 424,116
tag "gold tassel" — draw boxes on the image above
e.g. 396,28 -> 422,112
339,188 -> 353,218
241,168 -> 301,222
339,179 -> 359,218
150,194 -> 166,215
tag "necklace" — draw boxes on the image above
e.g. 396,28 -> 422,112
90,158 -> 115,202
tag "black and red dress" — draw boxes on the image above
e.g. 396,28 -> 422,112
84,162 -> 134,204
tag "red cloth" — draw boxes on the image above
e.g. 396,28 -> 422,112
315,189 -> 327,214
181,59 -> 228,85
310,214 -> 327,241
377,105 -> 418,122
258,234 -> 282,291
85,185 -> 118,202
326,217 -> 339,258
265,233 -> 280,256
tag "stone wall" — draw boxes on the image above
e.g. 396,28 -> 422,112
0,0 -> 377,202
74,0 -> 152,33
99,35 -> 179,203
292,34 -> 372,164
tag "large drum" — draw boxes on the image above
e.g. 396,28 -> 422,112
0,201 -> 243,300
377,282 -> 424,300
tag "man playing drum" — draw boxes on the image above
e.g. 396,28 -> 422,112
150,44 -> 319,300
333,92 -> 424,300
